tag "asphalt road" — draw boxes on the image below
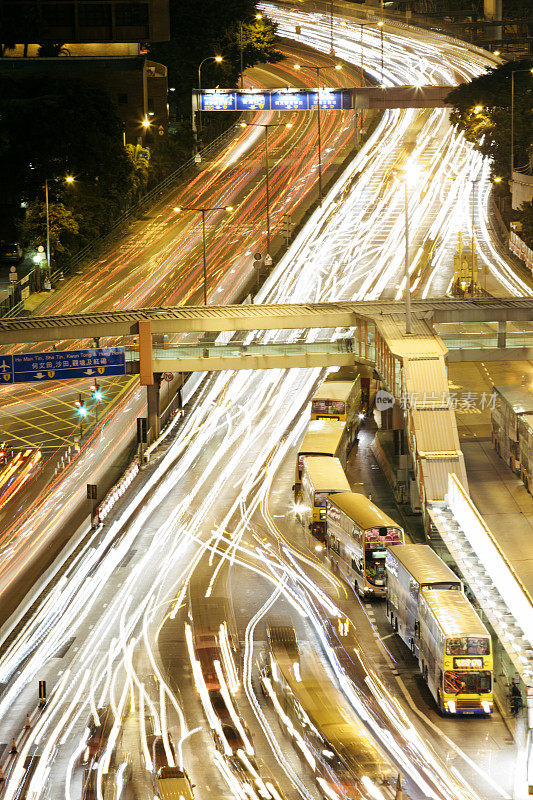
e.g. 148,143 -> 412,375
0,6 -> 530,800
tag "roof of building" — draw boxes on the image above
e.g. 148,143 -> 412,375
387,544 -> 461,586
411,406 -> 461,455
493,385 -> 533,415
419,452 -> 468,502
375,316 -> 448,360
421,590 -> 489,638
403,356 -> 450,399
328,492 -> 402,531
303,456 -> 351,492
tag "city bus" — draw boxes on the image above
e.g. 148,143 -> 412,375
385,544 -> 462,655
261,626 -> 394,798
294,420 -> 351,496
310,377 -> 361,425
326,493 -> 404,597
299,456 -> 350,540
419,590 -> 493,715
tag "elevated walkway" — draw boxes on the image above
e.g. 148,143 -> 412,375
2,297 -> 533,345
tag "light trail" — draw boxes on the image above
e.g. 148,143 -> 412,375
0,7 -> 527,800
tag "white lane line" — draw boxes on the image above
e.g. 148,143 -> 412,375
395,675 -> 512,800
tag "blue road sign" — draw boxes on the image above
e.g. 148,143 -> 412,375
0,347 -> 126,385
270,91 -> 310,110
199,89 -> 352,111
235,92 -> 268,111
200,92 -> 237,111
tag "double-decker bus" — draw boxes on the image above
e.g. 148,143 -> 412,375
261,626 -> 396,800
294,420 -> 351,497
419,590 -> 493,716
385,544 -> 462,656
326,493 -> 404,597
310,378 -> 361,425
299,456 -> 350,540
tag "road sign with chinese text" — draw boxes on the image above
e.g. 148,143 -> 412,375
0,347 -> 126,385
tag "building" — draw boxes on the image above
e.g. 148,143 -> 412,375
491,385 -> 533,472
2,0 -> 170,142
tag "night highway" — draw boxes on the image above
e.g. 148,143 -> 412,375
0,3 -> 531,800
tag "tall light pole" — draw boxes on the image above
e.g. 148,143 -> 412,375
42,174 -> 74,289
173,205 -> 233,304
395,162 -> 420,335
469,172 -> 480,297
294,62 -> 342,203
239,121 -> 293,257
510,67 -> 533,176
197,55 -> 223,144
359,21 -> 384,85
330,1 -> 334,55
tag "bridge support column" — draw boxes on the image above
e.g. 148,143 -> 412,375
498,320 -> 507,348
147,379 -> 161,441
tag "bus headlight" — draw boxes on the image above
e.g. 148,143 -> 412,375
481,700 -> 492,714
445,700 -> 456,714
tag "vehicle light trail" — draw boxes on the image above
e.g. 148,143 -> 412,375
0,6 -> 527,800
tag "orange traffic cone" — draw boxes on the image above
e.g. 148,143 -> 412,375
0,765 -> 5,781
25,714 -> 31,729
9,738 -> 17,754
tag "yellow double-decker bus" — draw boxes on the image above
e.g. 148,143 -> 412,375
299,456 -> 350,540
310,378 -> 361,424
294,420 -> 350,496
419,590 -> 493,716
326,493 -> 404,598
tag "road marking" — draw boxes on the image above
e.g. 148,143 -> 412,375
395,675 -> 512,800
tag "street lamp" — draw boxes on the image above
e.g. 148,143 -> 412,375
330,1 -> 334,55
510,68 -> 533,176
294,62 -> 342,203
359,21 -> 385,86
173,205 -> 233,304
394,161 -> 421,335
238,121 -> 293,258
42,174 -> 74,290
197,55 -> 223,143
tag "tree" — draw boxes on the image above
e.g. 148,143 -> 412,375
516,200 -> 533,249
125,144 -> 151,201
447,59 -> 533,179
37,43 -> 71,57
19,201 -> 79,260
149,0 -> 282,113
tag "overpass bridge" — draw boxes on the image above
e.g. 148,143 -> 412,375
1,297 -> 533,345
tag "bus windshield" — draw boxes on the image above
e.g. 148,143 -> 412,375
314,492 -> 328,508
444,671 -> 492,694
312,400 -> 345,415
365,548 -> 386,584
446,637 -> 490,655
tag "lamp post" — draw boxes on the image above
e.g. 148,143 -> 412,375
510,68 -> 533,176
395,162 -> 420,335
330,0 -> 334,55
173,205 -> 233,305
42,174 -> 74,290
197,55 -> 223,143
359,21 -> 384,85
294,62 -> 342,203
469,172 -> 480,297
239,121 -> 293,257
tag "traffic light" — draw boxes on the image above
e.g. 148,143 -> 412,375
74,394 -> 87,417
90,382 -> 103,402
